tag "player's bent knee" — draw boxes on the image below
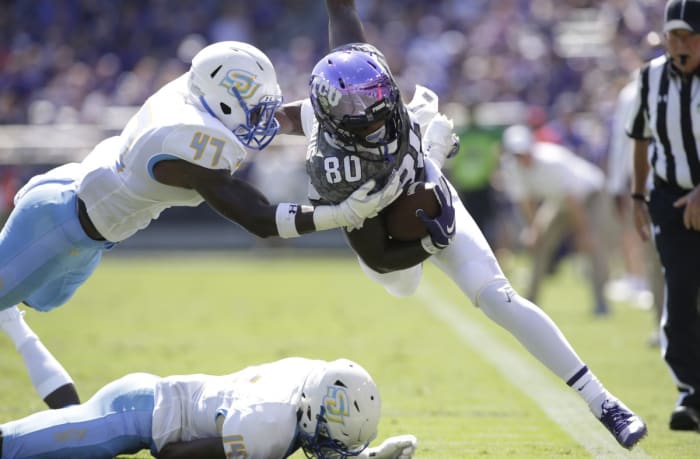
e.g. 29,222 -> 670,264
475,279 -> 519,316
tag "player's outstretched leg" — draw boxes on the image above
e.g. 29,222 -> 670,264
475,280 -> 647,449
0,305 -> 80,408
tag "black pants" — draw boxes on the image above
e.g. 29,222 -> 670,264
649,178 -> 700,409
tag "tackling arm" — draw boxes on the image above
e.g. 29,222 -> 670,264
326,0 -> 367,48
152,159 -> 402,239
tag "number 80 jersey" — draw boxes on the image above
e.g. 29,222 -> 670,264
301,100 -> 426,205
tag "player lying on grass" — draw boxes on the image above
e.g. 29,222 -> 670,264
272,0 -> 648,450
0,357 -> 417,459
0,40 -> 402,409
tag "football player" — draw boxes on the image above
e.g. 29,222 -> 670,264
0,41 -> 402,409
0,357 -> 417,459
274,0 -> 648,450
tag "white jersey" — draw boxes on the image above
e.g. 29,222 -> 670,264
77,73 -> 247,242
501,142 -> 605,203
151,357 -> 323,458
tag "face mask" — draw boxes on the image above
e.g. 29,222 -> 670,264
365,125 -> 386,143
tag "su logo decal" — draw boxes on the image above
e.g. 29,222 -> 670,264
220,69 -> 260,100
323,386 -> 350,423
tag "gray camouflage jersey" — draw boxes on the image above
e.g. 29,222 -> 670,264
306,110 -> 426,205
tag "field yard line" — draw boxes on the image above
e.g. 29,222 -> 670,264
417,281 -> 651,458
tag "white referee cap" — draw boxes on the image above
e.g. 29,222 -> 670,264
502,124 -> 534,155
665,0 -> 700,33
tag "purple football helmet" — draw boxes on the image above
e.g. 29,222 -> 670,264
309,44 -> 404,148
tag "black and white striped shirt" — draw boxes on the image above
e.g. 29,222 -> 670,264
627,54 -> 700,190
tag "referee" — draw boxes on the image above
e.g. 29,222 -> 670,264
628,0 -> 700,432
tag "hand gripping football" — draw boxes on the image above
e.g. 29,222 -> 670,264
384,182 -> 440,241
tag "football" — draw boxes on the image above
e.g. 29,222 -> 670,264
384,182 -> 440,241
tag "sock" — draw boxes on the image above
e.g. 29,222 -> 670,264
567,366 -> 608,418
17,336 -> 75,399
0,308 -> 36,349
1,307 -> 75,400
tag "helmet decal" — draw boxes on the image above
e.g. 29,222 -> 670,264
323,386 -> 350,423
221,69 -> 261,100
311,78 -> 343,108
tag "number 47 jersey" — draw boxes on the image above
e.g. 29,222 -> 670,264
301,99 -> 425,205
77,73 -> 247,243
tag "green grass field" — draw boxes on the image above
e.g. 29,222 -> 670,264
1,252 -> 698,458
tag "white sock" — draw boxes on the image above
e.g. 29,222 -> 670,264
17,336 -> 75,399
0,307 -> 36,348
567,366 -> 608,418
1,306 -> 74,399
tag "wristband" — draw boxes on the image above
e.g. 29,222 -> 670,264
630,193 -> 648,203
275,203 -> 301,238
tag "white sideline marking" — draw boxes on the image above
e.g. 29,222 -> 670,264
417,281 -> 651,458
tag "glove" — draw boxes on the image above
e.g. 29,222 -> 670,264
422,113 -> 459,169
319,171 -> 403,231
417,176 -> 456,252
360,434 -> 418,459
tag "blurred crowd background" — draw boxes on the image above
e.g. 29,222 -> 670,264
0,1 -> 664,132
0,0 -> 669,322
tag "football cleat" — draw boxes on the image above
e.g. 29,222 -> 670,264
598,399 -> 648,449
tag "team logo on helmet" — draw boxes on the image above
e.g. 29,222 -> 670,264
322,386 -> 350,423
311,77 -> 343,109
220,69 -> 261,100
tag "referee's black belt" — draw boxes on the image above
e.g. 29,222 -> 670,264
77,197 -> 106,241
653,174 -> 695,195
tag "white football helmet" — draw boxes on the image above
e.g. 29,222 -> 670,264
188,41 -> 283,150
298,359 -> 381,458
